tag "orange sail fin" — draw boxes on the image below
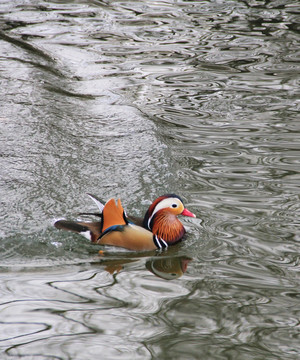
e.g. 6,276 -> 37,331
101,198 -> 127,232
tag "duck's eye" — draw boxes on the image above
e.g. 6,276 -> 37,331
172,204 -> 178,208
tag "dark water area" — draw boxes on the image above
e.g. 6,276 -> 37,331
1,0 -> 300,359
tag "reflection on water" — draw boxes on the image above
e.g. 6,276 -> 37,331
1,0 -> 300,359
146,255 -> 191,280
98,251 -> 191,280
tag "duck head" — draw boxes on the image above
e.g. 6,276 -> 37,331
143,194 -> 196,245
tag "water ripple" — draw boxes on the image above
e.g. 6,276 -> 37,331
1,0 -> 300,359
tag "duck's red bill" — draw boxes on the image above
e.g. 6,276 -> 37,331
181,208 -> 196,218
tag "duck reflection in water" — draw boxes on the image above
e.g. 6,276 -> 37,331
146,255 -> 192,280
98,250 -> 192,280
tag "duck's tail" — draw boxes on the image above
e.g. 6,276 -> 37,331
54,219 -> 101,242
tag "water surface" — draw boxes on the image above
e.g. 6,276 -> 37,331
1,0 -> 300,359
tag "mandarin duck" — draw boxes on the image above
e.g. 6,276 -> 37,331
54,194 -> 196,251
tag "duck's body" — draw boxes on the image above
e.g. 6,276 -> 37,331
54,194 -> 195,251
